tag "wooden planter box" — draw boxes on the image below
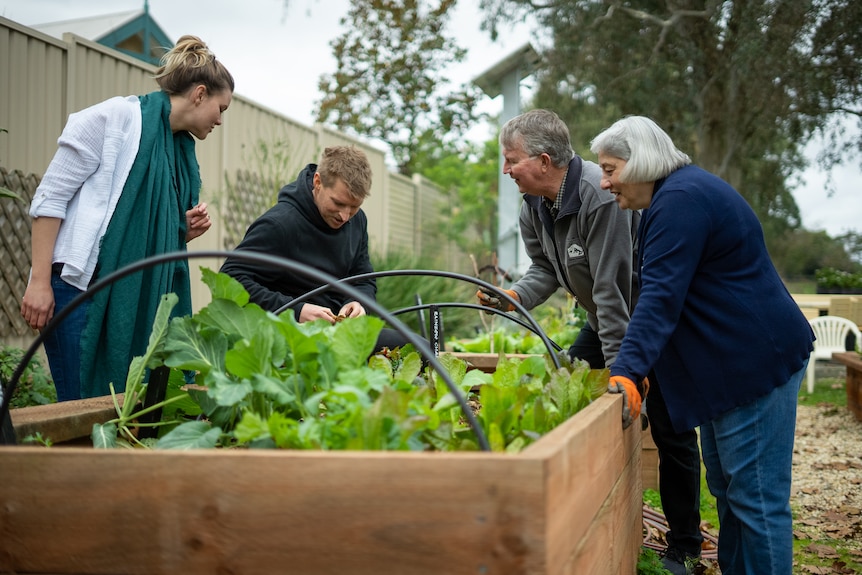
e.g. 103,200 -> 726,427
1,388 -> 642,575
833,351 -> 862,422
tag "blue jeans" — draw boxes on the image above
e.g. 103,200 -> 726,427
700,362 -> 806,575
42,273 -> 90,402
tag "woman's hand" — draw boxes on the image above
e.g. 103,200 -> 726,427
21,280 -> 55,331
186,202 -> 212,242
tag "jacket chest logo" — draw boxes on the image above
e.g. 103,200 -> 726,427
567,243 -> 584,258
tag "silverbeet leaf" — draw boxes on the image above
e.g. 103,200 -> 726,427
156,420 -> 222,449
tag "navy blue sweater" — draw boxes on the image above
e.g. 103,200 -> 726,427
610,165 -> 813,432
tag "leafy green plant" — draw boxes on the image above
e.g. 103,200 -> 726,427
91,294 -> 199,449
448,293 -> 585,354
414,136 -> 499,259
636,548 -> 671,575
815,267 -> 862,291
94,269 -> 607,452
0,187 -> 21,200
21,432 -> 53,447
0,346 -> 56,408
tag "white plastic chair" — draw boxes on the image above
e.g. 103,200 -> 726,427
806,315 -> 862,393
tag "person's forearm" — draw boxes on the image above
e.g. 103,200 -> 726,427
29,217 -> 62,284
22,217 -> 63,330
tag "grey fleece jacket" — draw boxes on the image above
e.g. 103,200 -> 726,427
513,156 -> 639,366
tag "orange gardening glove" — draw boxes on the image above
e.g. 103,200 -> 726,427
608,375 -> 646,429
476,288 -> 518,313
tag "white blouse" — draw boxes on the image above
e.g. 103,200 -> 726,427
29,95 -> 142,290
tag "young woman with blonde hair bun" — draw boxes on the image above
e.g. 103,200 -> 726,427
21,35 -> 234,400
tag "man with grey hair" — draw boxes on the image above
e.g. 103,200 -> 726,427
476,109 -> 703,575
478,108 -> 637,376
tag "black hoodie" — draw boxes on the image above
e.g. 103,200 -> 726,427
220,163 -> 376,318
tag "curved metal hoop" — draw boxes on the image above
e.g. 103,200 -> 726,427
272,268 -> 563,368
1,251 -> 489,450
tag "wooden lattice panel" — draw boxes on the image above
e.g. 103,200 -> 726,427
0,167 -> 39,337
221,169 -> 278,251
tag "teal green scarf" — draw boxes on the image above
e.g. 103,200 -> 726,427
79,90 -> 200,398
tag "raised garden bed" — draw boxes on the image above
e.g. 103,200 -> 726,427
832,351 -> 862,422
1,390 -> 642,574
1,260 -> 644,573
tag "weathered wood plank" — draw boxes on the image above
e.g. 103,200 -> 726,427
9,394 -> 123,444
833,351 -> 862,421
641,427 -> 659,491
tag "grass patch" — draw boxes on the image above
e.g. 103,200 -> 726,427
637,548 -> 671,575
797,375 -> 847,407
791,538 -> 862,575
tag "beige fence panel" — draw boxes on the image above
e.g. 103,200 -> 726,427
388,172 -> 418,256
63,34 -> 155,118
0,19 -> 68,175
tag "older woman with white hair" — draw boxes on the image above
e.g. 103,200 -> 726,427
592,116 -> 813,575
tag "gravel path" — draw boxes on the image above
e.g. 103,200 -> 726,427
791,399 -> 862,548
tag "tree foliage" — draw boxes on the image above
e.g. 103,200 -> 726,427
479,0 -> 862,249
315,0 -> 480,175
413,137 -> 500,260
768,229 -> 859,279
836,231 -> 862,265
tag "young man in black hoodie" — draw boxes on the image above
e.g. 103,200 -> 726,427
220,145 -> 406,350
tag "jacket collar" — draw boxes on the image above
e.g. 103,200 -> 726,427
523,156 -> 584,230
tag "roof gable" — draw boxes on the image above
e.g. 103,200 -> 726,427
33,7 -> 173,67
98,11 -> 173,66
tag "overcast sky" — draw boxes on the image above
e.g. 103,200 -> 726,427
1,0 -> 859,237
